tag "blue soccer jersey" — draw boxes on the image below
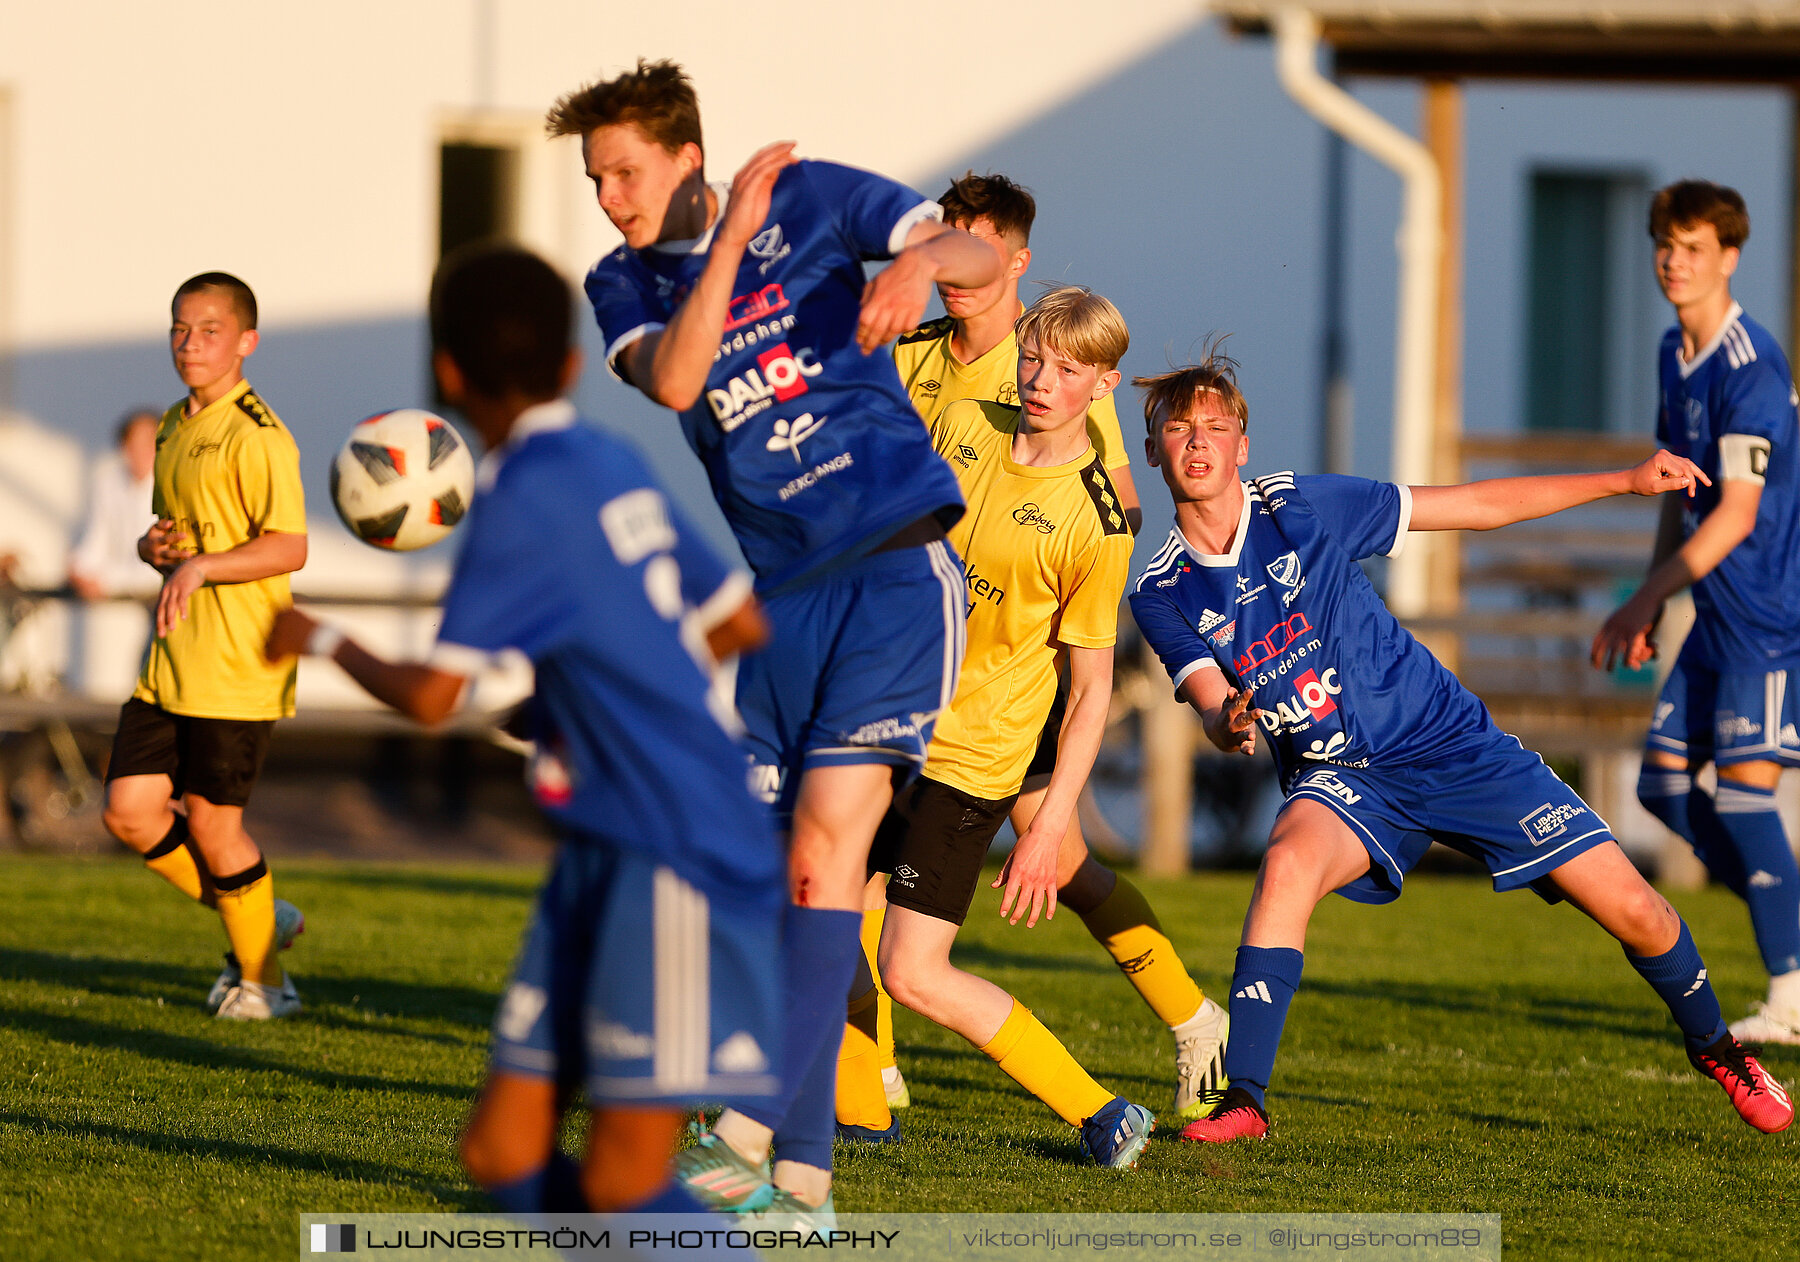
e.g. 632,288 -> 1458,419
585,159 -> 965,592
1130,474 -> 1497,790
432,401 -> 783,904
1656,303 -> 1800,667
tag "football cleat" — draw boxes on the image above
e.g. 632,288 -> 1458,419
1079,1097 -> 1155,1169
672,1133 -> 776,1212
1178,1086 -> 1269,1143
835,1117 -> 901,1145
1728,1003 -> 1800,1049
1688,1033 -> 1794,1134
882,1064 -> 911,1110
1173,997 -> 1230,1122
215,976 -> 303,1021
739,1190 -> 836,1230
206,899 -> 306,1012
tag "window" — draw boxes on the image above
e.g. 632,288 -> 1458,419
1524,170 -> 1656,433
438,141 -> 519,258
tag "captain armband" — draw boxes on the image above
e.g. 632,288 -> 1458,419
1718,432 -> 1772,484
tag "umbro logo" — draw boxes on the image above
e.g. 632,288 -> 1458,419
1235,981 -> 1274,1004
1683,968 -> 1708,998
953,443 -> 979,467
895,865 -> 919,880
920,379 -> 942,395
1116,949 -> 1154,976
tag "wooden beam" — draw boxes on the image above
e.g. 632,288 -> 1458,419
1419,78 -> 1465,667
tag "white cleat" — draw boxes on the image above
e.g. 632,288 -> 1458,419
882,1064 -> 911,1110
215,975 -> 302,1021
1173,997 -> 1230,1122
1729,1003 -> 1800,1048
206,899 -> 306,1012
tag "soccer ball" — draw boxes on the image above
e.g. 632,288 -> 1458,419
330,409 -> 475,551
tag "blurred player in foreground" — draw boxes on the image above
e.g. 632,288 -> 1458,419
553,60 -> 997,1217
856,287 -> 1151,1166
1595,181 -> 1800,1048
1131,349 -> 1793,1141
863,173 -> 1222,1128
101,273 -> 306,1020
267,244 -> 786,1215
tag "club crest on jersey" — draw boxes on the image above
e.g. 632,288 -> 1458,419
708,342 -> 822,431
997,381 -> 1019,406
749,223 -> 792,274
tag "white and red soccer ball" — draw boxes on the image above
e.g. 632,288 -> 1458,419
330,409 -> 475,551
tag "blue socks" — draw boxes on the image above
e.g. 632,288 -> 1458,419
483,1151 -> 586,1213
1713,781 -> 1800,975
1222,945 -> 1305,1108
1638,766 -> 1800,976
1625,920 -> 1728,1050
736,904 -> 863,1170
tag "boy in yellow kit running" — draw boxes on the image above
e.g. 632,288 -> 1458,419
843,179 -> 1223,1133
101,272 -> 307,1020
848,288 -> 1156,1166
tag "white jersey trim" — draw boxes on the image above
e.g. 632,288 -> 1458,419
1678,302 -> 1745,380
1174,483 -> 1255,568
1388,483 -> 1414,558
1171,657 -> 1220,697
887,200 -> 945,257
603,322 -> 665,382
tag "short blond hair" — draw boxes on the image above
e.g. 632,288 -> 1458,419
1014,286 -> 1128,371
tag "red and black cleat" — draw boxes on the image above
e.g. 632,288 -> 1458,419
1689,1033 -> 1795,1134
1178,1086 -> 1270,1143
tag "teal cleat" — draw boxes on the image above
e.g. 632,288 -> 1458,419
671,1133 -> 776,1212
1079,1098 -> 1155,1170
741,1190 -> 836,1230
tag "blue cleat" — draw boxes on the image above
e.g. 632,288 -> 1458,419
1079,1097 -> 1155,1169
835,1117 -> 901,1144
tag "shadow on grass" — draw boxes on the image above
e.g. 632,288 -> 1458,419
947,942 -> 1116,976
0,1004 -> 472,1100
0,948 -> 498,1033
284,867 -> 539,902
0,1109 -> 482,1205
1301,976 -> 1670,1047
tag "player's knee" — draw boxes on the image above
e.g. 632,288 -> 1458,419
101,798 -> 158,850
1258,838 -> 1332,907
1615,884 -> 1680,955
879,952 -> 947,1019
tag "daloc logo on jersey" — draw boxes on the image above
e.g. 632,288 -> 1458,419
707,342 -> 823,431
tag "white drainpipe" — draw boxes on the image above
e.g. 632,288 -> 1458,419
1273,7 -> 1439,616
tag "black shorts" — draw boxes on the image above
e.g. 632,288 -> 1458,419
869,776 -> 1017,926
1022,670 -> 1070,784
105,698 -> 275,808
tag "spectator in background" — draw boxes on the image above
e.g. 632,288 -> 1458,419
69,409 -> 161,601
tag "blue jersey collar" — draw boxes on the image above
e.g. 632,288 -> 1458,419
1679,301 -> 1744,380
478,399 -> 577,490
1175,482 -> 1255,567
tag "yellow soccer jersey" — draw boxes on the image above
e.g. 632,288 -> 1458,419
135,381 -> 306,720
893,313 -> 1130,472
927,399 -> 1133,800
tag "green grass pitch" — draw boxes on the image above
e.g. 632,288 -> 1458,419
1,853 -> 1793,1261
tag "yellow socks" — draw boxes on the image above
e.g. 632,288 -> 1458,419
1079,875 -> 1204,1028
214,859 -> 279,987
977,998 -> 1114,1127
835,986 -> 893,1131
861,906 -> 898,1070
141,817 -> 217,907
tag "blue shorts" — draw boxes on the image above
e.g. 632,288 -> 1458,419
737,539 -> 965,822
1647,640 -> 1800,769
1285,734 -> 1614,905
490,843 -> 782,1106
